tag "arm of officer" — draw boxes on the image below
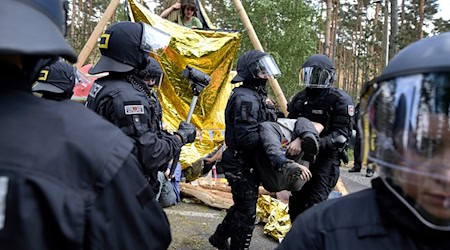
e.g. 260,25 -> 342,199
87,152 -> 171,249
96,95 -> 183,172
232,94 -> 261,149
136,131 -> 183,171
319,95 -> 354,151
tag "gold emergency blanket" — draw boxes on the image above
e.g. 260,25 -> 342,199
128,0 -> 242,169
256,195 -> 291,242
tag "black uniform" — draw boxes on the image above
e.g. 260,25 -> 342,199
219,85 -> 276,246
210,50 -> 281,250
277,178 -> 450,250
0,85 -> 171,249
287,87 -> 353,221
86,77 -> 181,193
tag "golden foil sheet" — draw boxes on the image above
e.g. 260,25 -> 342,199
256,195 -> 291,242
128,0 -> 242,169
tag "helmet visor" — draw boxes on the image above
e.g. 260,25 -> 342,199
249,55 -> 281,79
75,68 -> 90,88
300,66 -> 333,88
360,73 -> 450,225
140,23 -> 171,54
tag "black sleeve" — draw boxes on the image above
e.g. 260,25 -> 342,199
136,130 -> 182,173
276,213 -> 320,250
231,92 -> 261,149
320,92 -> 354,151
87,153 -> 172,250
97,94 -> 182,173
287,92 -> 303,119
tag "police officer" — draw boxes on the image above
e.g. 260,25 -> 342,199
209,50 -> 297,249
32,61 -> 77,100
0,1 -> 171,249
287,54 -> 354,222
278,31 -> 450,250
86,21 -> 196,195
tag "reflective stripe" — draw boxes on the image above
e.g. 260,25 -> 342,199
0,176 -> 9,230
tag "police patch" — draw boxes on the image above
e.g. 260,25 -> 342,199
125,105 -> 145,115
88,82 -> 103,98
348,105 -> 355,116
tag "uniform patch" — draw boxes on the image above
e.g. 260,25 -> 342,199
88,82 -> 103,98
0,176 -> 9,230
348,105 -> 355,116
125,105 -> 145,115
312,109 -> 324,115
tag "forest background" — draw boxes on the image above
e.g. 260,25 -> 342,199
66,0 -> 450,102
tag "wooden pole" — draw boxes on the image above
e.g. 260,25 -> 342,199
231,0 -> 288,117
74,0 -> 121,68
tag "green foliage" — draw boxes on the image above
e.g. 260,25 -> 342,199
209,0 -> 319,100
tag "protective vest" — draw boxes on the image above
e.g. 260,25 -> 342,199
224,86 -> 276,150
86,79 -> 159,136
288,88 -> 352,135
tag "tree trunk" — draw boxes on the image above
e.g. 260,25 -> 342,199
419,0 -> 425,39
331,0 -> 339,65
70,0 -> 77,40
382,0 -> 389,66
401,0 -> 405,24
324,0 -> 333,57
390,0 -> 399,59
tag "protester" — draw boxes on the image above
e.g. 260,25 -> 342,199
287,54 -> 354,222
278,32 -> 450,250
0,0 -> 171,249
86,21 -> 196,195
161,0 -> 203,29
158,160 -> 182,207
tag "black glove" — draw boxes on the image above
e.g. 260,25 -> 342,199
175,121 -> 196,144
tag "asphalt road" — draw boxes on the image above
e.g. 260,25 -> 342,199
164,165 -> 377,250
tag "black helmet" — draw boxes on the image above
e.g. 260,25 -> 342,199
32,61 -> 76,99
135,57 -> 164,88
231,50 -> 281,84
360,32 -> 450,230
89,21 -> 171,75
0,0 -> 76,63
299,54 -> 336,88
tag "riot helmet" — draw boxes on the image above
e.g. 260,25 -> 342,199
32,61 -> 77,99
231,50 -> 281,84
299,54 -> 336,88
360,32 -> 450,230
89,21 -> 171,75
134,57 -> 164,88
0,0 -> 76,63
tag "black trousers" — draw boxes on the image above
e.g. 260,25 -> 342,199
288,156 -> 340,222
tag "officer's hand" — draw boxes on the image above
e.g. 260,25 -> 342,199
299,165 -> 312,181
175,121 -> 196,144
287,137 -> 302,156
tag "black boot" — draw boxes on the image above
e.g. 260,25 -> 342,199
209,224 -> 230,250
230,227 -> 253,250
300,132 -> 319,163
348,165 -> 361,173
366,168 -> 374,177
